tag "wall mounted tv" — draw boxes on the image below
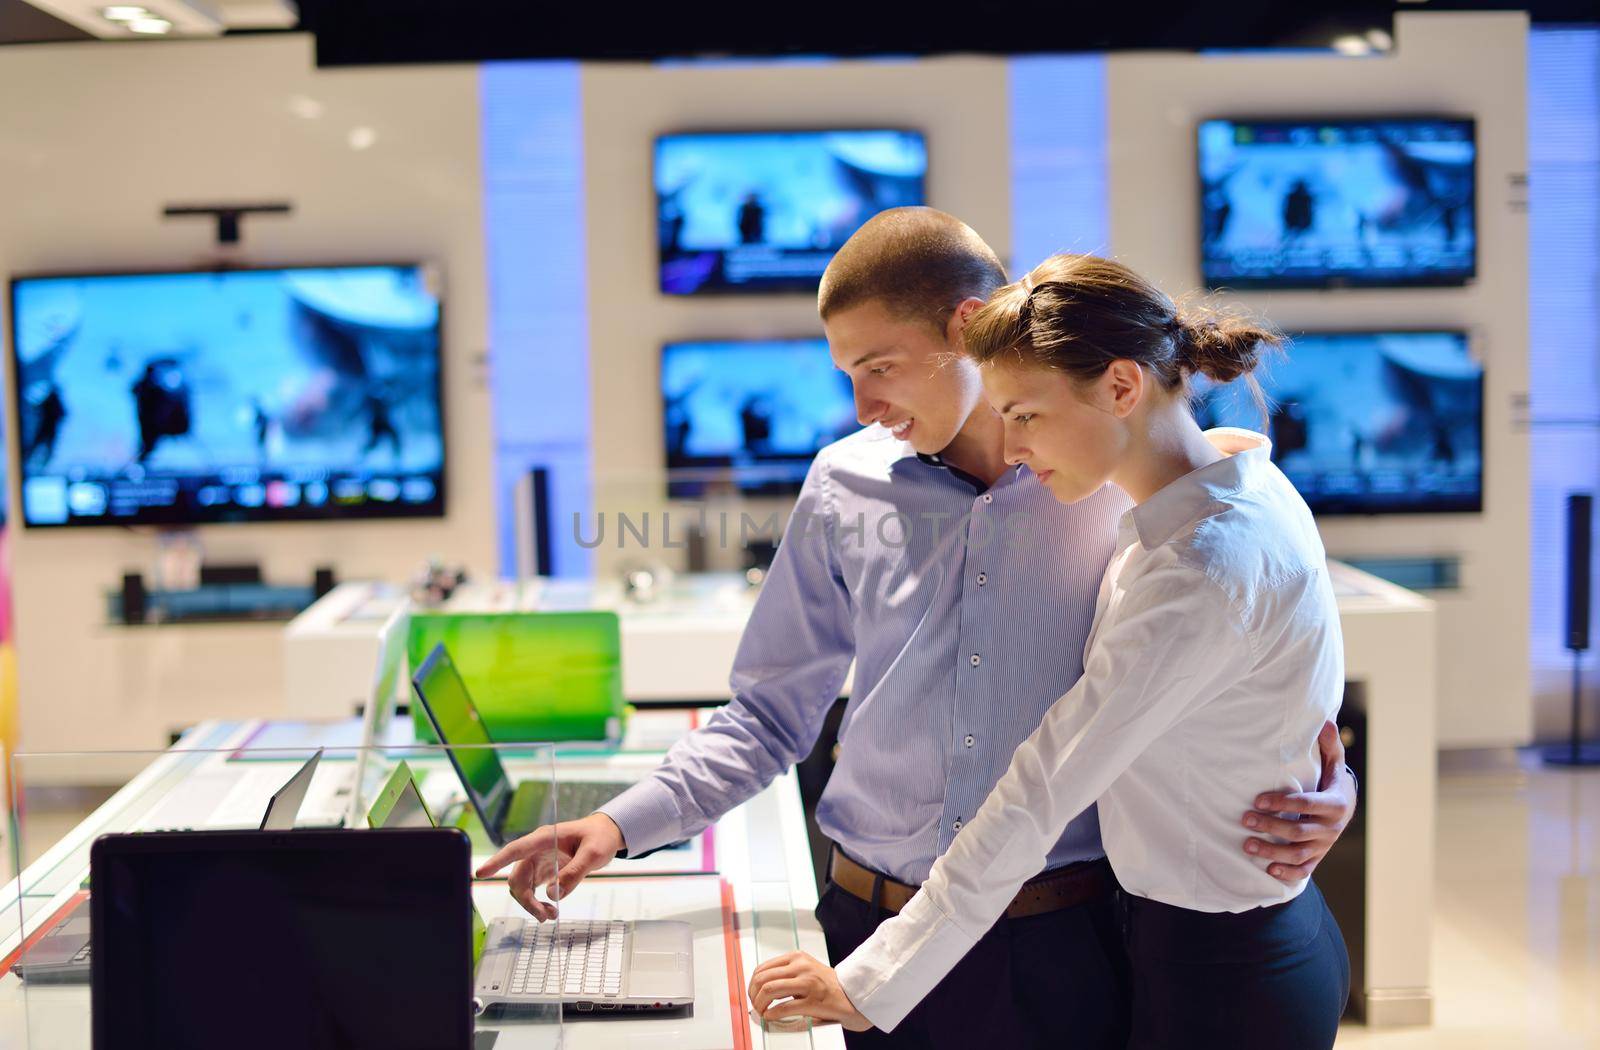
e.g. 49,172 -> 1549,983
8,264 -> 446,528
663,338 -> 857,498
655,129 -> 928,295
1198,117 -> 1476,289
1193,330 -> 1483,515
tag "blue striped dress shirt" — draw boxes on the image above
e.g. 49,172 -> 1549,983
600,424 -> 1131,885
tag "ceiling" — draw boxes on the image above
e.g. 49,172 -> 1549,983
1,0 -> 295,43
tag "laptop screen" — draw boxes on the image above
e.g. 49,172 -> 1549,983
259,749 -> 322,831
370,606 -> 409,736
91,828 -> 474,1050
349,605 -> 411,826
367,762 -> 435,829
411,645 -> 511,817
405,610 -> 623,744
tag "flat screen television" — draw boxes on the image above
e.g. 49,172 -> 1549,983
1198,117 -> 1476,288
662,338 -> 858,498
1192,330 -> 1483,515
655,129 -> 928,295
8,264 -> 445,528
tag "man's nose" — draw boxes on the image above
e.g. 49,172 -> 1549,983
855,393 -> 886,427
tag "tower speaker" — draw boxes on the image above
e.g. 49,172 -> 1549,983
514,467 -> 554,578
1566,494 -> 1592,653
1545,491 -> 1600,766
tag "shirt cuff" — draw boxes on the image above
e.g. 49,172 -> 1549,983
834,890 -> 979,1033
596,778 -> 682,858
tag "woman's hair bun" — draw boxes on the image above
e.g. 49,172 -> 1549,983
1173,306 -> 1282,384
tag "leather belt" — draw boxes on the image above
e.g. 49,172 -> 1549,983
827,846 -> 1113,920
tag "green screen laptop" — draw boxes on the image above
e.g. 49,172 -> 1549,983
365,761 -> 487,966
407,611 -> 624,744
365,761 -> 437,831
410,643 -> 631,849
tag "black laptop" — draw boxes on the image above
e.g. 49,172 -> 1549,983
91,828 -> 475,1050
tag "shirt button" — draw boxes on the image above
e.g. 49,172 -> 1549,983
976,572 -> 988,586
953,820 -> 964,831
969,653 -> 981,667
964,735 -> 975,748
981,493 -> 993,504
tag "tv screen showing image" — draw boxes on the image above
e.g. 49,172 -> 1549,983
656,129 -> 928,295
1193,331 -> 1483,515
1198,117 -> 1476,288
663,339 -> 858,498
9,264 -> 445,528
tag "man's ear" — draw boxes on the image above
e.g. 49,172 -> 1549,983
1104,360 -> 1145,419
947,296 -> 988,343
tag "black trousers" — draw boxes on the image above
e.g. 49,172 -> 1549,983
1120,880 -> 1350,1050
816,876 -> 1131,1050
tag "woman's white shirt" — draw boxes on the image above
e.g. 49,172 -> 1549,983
836,429 -> 1346,1033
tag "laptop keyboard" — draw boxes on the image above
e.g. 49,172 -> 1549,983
546,782 -> 629,823
507,920 -> 626,999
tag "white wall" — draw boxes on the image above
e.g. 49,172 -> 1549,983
0,21 -> 1538,755
1105,12 -> 1532,748
577,57 -> 1013,578
0,35 -> 495,753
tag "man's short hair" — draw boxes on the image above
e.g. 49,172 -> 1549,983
818,207 -> 1008,329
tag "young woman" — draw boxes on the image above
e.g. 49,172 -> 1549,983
749,253 -> 1351,1049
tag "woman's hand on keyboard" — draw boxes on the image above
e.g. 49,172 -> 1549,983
475,814 -> 626,921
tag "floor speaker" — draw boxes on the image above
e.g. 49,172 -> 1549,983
1545,492 -> 1600,766
1566,494 -> 1591,652
514,467 -> 554,577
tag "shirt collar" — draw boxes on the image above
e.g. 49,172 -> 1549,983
1128,428 -> 1273,550
914,447 -> 1028,492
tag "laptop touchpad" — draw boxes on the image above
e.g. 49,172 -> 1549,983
629,952 -> 690,996
633,951 -> 686,972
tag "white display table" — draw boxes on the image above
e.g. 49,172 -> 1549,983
0,717 -> 844,1050
287,561 -> 1441,1027
11,561 -> 1433,1033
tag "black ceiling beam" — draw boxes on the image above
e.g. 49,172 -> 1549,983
296,1 -> 1404,67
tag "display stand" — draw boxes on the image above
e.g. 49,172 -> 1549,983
1541,651 -> 1600,767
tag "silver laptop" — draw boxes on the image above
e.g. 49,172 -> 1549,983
345,603 -> 411,827
365,762 -> 694,1015
474,918 -> 695,1014
136,747 -> 341,832
259,749 -> 324,831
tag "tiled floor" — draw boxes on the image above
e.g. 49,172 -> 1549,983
8,757 -> 1598,1046
1337,752 -> 1600,1048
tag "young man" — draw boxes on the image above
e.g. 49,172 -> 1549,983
478,208 -> 1357,1048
